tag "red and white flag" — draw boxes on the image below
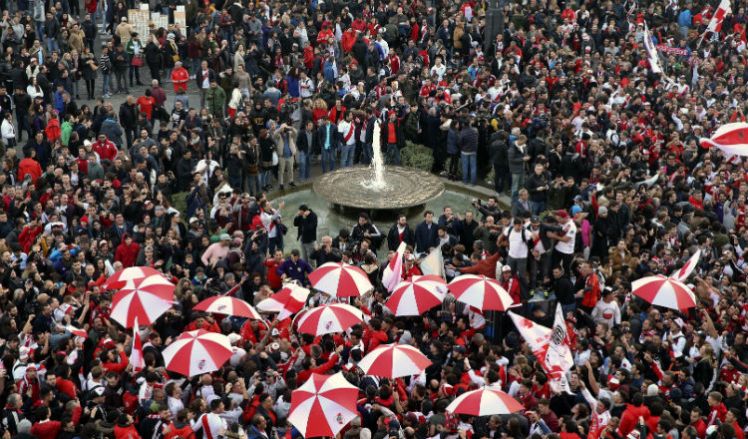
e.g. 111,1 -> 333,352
382,242 -> 406,292
699,122 -> 748,156
545,305 -> 575,377
706,0 -> 732,33
508,311 -> 552,361
129,317 -> 145,373
671,249 -> 701,282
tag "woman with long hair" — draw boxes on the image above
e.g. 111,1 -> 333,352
80,46 -> 98,100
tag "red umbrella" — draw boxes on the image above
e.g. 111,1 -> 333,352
446,386 -> 524,416
631,275 -> 697,312
308,262 -> 373,297
257,283 -> 310,321
448,274 -> 514,311
104,266 -> 165,290
194,296 -> 263,320
288,372 -> 359,438
110,275 -> 174,328
357,343 -> 432,378
162,329 -> 233,377
295,304 -> 364,335
385,275 -> 447,316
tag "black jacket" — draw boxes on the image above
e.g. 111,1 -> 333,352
379,120 -> 405,149
296,128 -> 318,155
386,223 -> 415,251
414,221 -> 438,254
293,210 -> 318,244
195,68 -> 218,89
118,102 -> 138,129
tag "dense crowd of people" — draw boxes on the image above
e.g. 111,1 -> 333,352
0,0 -> 747,438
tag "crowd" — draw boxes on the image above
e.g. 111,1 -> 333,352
0,0 -> 748,438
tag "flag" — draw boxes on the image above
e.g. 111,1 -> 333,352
382,242 -> 406,292
419,247 -> 445,278
634,172 -> 660,189
699,122 -> 748,156
546,305 -> 575,376
129,317 -> 145,373
671,249 -> 701,282
65,326 -> 88,339
643,23 -> 662,74
706,0 -> 732,33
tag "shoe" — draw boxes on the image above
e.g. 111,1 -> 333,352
289,182 -> 296,188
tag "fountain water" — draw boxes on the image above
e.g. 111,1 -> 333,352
313,120 -> 445,212
362,121 -> 387,190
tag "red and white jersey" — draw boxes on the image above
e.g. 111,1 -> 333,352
193,412 -> 227,439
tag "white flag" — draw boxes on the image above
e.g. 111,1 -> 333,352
419,247 -> 445,278
670,249 -> 701,282
706,0 -> 732,33
545,305 -> 575,375
382,242 -> 406,292
643,23 -> 663,74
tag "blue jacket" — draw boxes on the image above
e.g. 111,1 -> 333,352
677,10 -> 692,28
414,221 -> 439,254
277,257 -> 313,284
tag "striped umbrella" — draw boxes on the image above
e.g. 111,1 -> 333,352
295,304 -> 364,336
110,275 -> 174,328
162,330 -> 233,377
631,275 -> 697,312
194,296 -> 263,320
288,372 -> 359,438
357,343 -> 432,378
446,386 -> 524,416
385,275 -> 447,316
448,274 -> 514,311
308,262 -> 373,297
104,266 -> 166,290
257,283 -> 310,320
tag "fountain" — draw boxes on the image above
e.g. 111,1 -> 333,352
313,121 -> 445,212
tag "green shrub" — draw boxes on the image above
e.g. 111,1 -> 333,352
401,141 -> 433,171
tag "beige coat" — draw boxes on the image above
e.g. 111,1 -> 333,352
116,22 -> 133,44
68,29 -> 85,54
272,126 -> 298,159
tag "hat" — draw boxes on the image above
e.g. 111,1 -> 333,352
19,346 -> 30,360
555,209 -> 569,219
574,195 -> 583,202
608,376 -> 621,390
167,33 -> 175,40
270,328 -> 280,337
189,217 -> 199,225
91,385 -> 106,397
598,206 -> 608,216
530,215 -> 540,223
121,16 -> 127,21
502,265 -> 512,272
453,345 -> 466,354
220,233 -> 231,241
571,205 -> 583,216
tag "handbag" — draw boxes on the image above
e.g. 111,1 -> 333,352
131,55 -> 143,67
271,151 -> 279,166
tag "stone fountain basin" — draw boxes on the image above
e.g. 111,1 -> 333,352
312,165 -> 445,211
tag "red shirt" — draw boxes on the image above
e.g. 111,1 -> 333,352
137,95 -> 156,120
171,67 -> 189,93
31,420 -> 62,439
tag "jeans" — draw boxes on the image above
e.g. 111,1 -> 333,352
246,174 -> 261,196
461,152 -> 477,185
301,241 -> 316,265
530,201 -> 546,216
298,151 -> 310,180
45,37 -> 59,53
361,142 -> 373,165
386,143 -> 401,165
102,73 -> 111,95
321,148 -> 336,173
340,144 -> 355,168
114,70 -> 128,92
495,164 -> 511,194
261,168 -> 273,188
511,172 -> 525,201
129,65 -> 141,85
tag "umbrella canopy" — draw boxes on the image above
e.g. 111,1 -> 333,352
631,275 -> 697,312
308,262 -> 373,297
65,325 -> 87,338
448,274 -> 514,311
194,296 -> 263,320
288,372 -> 359,438
162,330 -> 233,377
295,304 -> 364,336
104,266 -> 166,290
446,386 -> 524,416
385,275 -> 447,316
257,283 -> 310,320
110,275 -> 174,328
357,343 -> 432,378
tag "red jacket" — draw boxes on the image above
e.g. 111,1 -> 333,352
102,351 -> 128,374
297,354 -> 339,383
17,157 -> 42,183
114,423 -> 142,439
93,139 -> 118,162
458,252 -> 501,278
31,420 -> 62,439
618,404 -> 651,437
115,239 -> 140,268
171,67 -> 189,93
45,118 -> 61,143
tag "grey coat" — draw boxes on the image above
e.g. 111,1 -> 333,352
507,142 -> 527,175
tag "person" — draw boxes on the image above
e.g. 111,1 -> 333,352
386,214 -> 415,251
337,111 -> 357,168
296,120 -> 317,181
414,210 -> 438,256
317,117 -> 337,173
381,111 -> 404,166
196,60 -> 217,108
551,209 -> 576,275
502,217 -> 531,286
293,205 -> 318,263
170,61 -> 189,94
273,122 -> 297,190
508,135 -> 529,200
458,118 -> 478,185
351,213 -> 382,249
277,249 -> 313,285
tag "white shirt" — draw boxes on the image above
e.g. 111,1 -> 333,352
299,77 -> 315,98
200,70 -> 210,89
193,412 -> 227,439
555,221 -> 577,255
591,299 -> 621,327
0,118 -> 15,141
505,227 -> 531,259
337,120 -> 356,146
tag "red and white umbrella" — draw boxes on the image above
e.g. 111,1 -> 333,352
448,274 -> 514,311
162,329 -> 233,377
296,304 -> 364,335
446,386 -> 524,416
308,262 -> 373,297
385,275 -> 447,316
257,283 -> 310,320
631,275 -> 697,311
194,296 -> 263,320
357,343 -> 432,378
104,266 -> 166,290
288,372 -> 359,438
65,325 -> 87,338
110,275 -> 174,328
